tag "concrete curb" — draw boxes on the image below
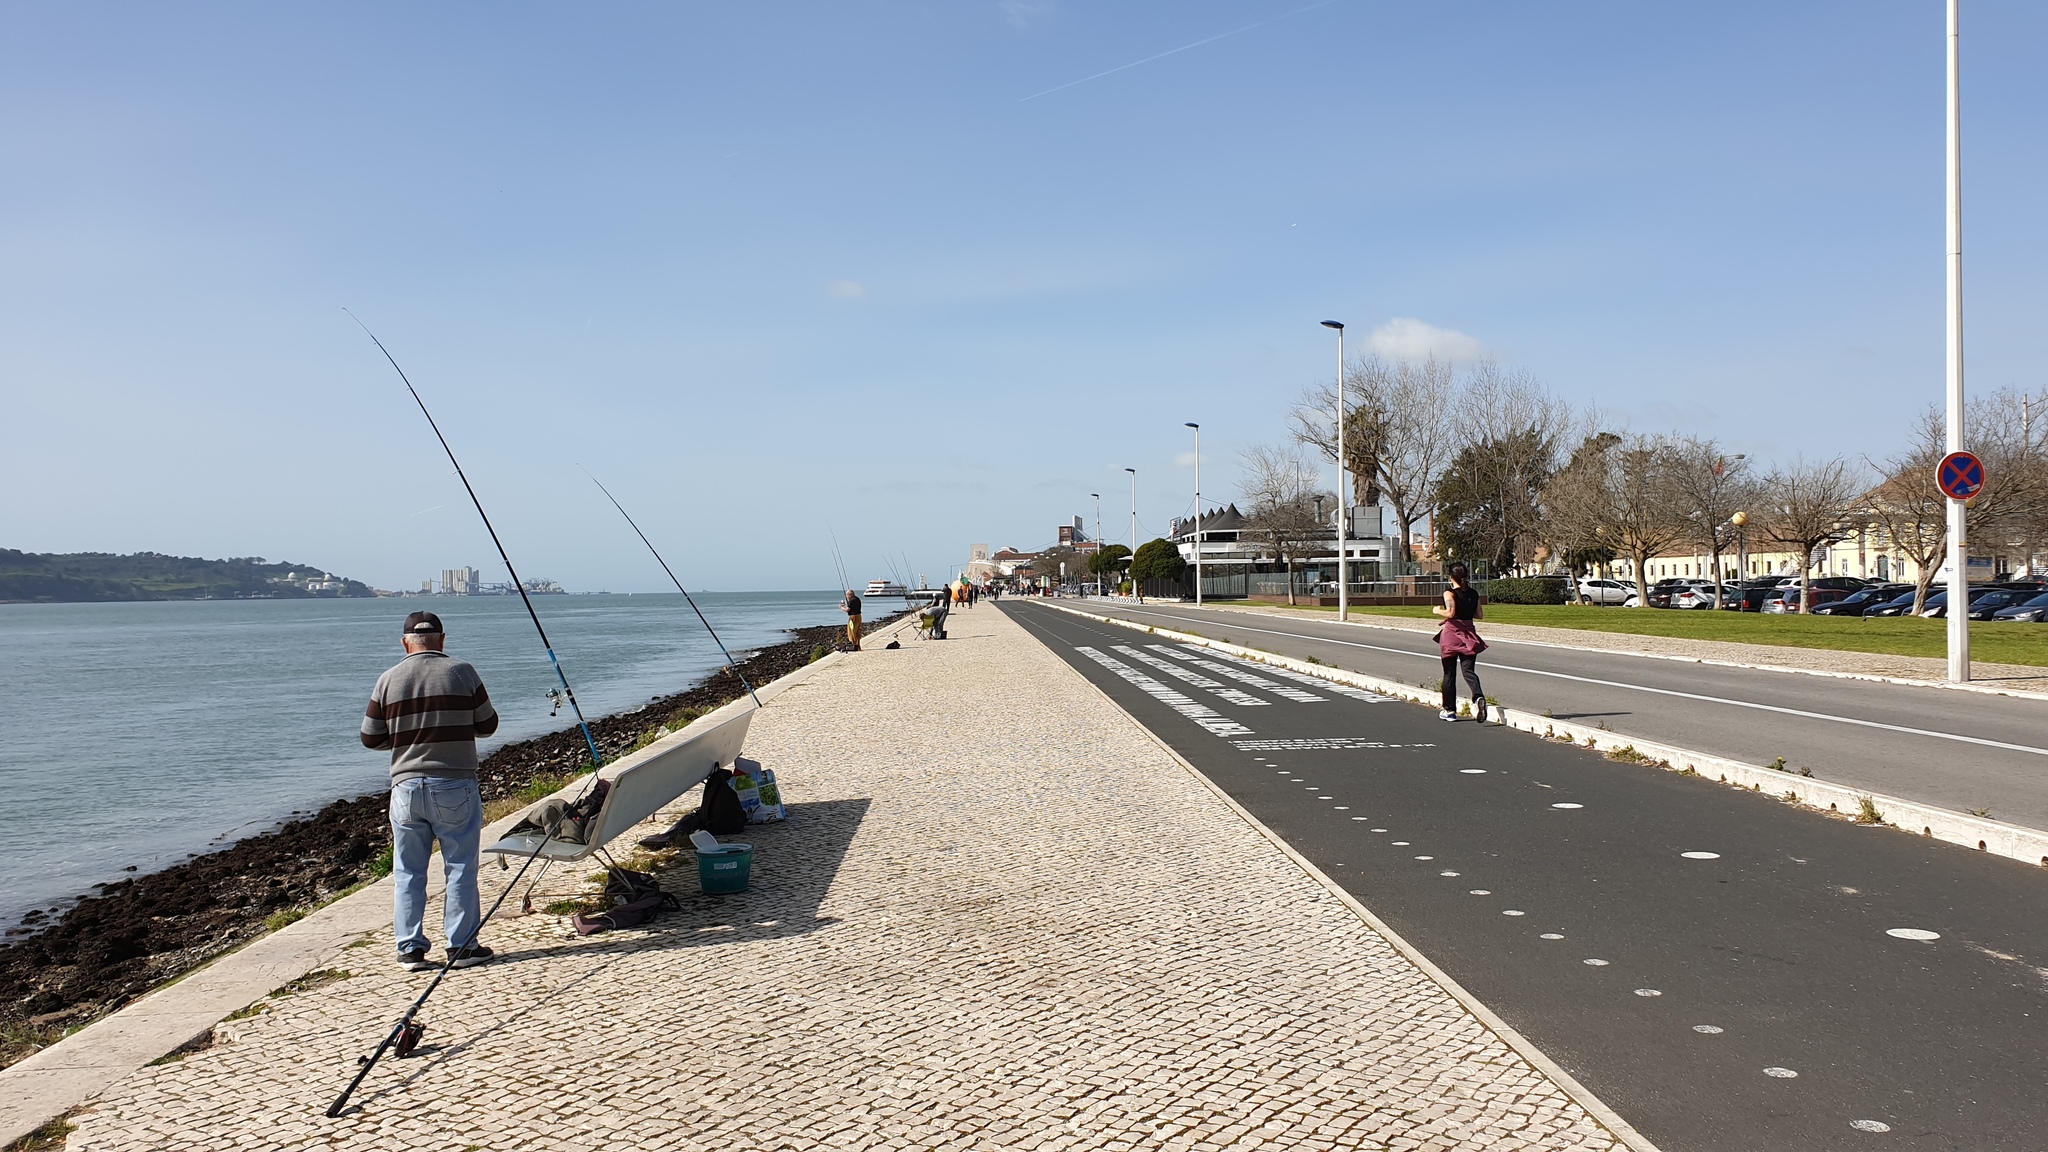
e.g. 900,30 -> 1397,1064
1044,602 -> 2048,871
0,611 -> 920,1148
1164,600 -> 2048,703
1042,609 -> 1665,1152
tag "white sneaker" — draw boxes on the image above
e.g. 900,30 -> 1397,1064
1438,710 -> 1457,722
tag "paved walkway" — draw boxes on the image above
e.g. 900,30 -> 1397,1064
64,607 -> 1629,1151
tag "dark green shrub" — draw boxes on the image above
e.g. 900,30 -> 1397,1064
1485,576 -> 1567,604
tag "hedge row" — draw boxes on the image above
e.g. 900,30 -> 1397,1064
1485,576 -> 1568,604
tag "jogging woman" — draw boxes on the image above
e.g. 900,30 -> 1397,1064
1432,562 -> 1488,722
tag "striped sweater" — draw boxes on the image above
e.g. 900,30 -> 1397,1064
360,651 -> 500,782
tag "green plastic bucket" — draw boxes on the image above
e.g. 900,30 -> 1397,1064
695,843 -> 753,895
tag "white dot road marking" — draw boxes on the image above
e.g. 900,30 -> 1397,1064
1318,795 -> 1334,799
1680,851 -> 1721,859
1583,958 -> 1609,966
1351,816 -> 1369,821
1886,928 -> 1941,941
1502,910 -> 1525,916
1469,890 -> 1492,896
1460,769 -> 1486,774
1634,988 -> 1662,997
1414,855 -> 1433,860
1551,803 -> 1584,809
1439,871 -> 1460,877
1692,1025 -> 1723,1034
1334,805 -> 1350,809
1391,841 -> 1411,846
1107,610 -> 2048,758
1851,1120 -> 1892,1133
1371,828 -> 1387,832
1539,933 -> 1564,940
1763,1067 -> 1798,1078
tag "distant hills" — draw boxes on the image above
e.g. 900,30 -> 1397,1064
0,549 -> 375,603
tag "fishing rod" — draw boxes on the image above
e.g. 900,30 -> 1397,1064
581,467 -> 760,708
827,525 -> 852,596
344,311 -> 602,766
329,311 -> 605,1118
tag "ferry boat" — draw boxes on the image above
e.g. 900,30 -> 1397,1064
863,579 -> 911,598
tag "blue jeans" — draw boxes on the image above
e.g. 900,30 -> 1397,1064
389,777 -> 483,955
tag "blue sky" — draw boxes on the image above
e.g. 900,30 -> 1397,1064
4,2 -> 2043,592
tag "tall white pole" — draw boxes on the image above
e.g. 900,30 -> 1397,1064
1945,0 -> 1970,683
1092,493 -> 1102,596
1188,423 -> 1203,605
1126,468 -> 1138,598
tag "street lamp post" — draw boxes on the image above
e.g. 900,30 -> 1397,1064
1090,492 -> 1102,597
1943,0 -> 1970,683
1321,320 -> 1349,620
1125,467 -> 1138,601
1185,422 -> 1202,606
1732,511 -> 1749,581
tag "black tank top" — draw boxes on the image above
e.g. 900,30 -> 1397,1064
1450,587 -> 1478,620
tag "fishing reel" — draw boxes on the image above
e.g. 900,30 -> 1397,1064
545,687 -> 564,717
395,1020 -> 426,1058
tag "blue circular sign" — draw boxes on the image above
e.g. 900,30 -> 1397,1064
1936,451 -> 1985,500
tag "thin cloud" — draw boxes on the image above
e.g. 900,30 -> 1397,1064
826,279 -> 866,300
1000,0 -> 1057,29
1365,317 -> 1487,364
1020,0 -> 1339,102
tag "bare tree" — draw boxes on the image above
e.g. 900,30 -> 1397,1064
1602,435 -> 1690,607
1664,437 -> 1757,608
1240,443 -> 1333,605
1433,362 -> 1571,574
1866,410 -> 1949,614
1293,356 -> 1456,566
1761,457 -> 1867,612
1541,431 -> 1622,603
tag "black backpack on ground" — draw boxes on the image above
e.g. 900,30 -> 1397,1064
637,766 -> 749,847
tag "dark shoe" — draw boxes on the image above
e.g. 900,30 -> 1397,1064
638,831 -> 676,849
447,944 -> 494,969
397,946 -> 434,972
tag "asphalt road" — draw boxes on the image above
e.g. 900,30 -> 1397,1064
1028,599 -> 2048,833
1004,600 -> 2048,1152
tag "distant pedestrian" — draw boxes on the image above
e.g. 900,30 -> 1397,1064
361,611 -> 499,971
842,588 -> 863,650
1432,563 -> 1488,722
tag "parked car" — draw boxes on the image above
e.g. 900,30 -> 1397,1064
1716,581 -> 1773,612
1666,584 -> 1724,609
1810,584 -> 1913,617
1991,592 -> 2048,622
1761,586 -> 1853,613
1576,578 -> 1637,606
1961,588 -> 2038,620
1916,586 -> 2014,618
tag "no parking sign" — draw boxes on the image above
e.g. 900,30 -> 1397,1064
1936,451 -> 1984,501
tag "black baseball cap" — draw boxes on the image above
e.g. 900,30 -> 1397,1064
402,611 -> 444,636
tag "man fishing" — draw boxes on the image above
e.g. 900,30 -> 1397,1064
841,588 -> 863,651
360,611 -> 499,971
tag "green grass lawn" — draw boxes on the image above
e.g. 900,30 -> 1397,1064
1214,601 -> 2048,668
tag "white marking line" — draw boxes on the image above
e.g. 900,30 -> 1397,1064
1886,928 -> 1941,941
1231,737 -> 1437,751
1469,889 -> 1492,896
1692,1025 -> 1722,1034
1145,645 -> 1326,702
1762,1067 -> 1798,1079
1391,841 -> 1411,846
1119,610 -> 2048,757
1583,958 -> 1610,966
1851,1120 -> 1892,1133
1633,989 -> 1662,997
1551,803 -> 1584,809
1111,644 -> 1273,707
1351,816 -> 1369,820
1414,855 -> 1434,860
1072,646 -> 1253,737
1680,851 -> 1721,860
1502,910 -> 1525,916
1440,870 -> 1460,876
1460,769 -> 1487,774
1158,643 -> 1396,704
1540,933 -> 1565,940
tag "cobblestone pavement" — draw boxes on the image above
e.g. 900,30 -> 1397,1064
67,606 -> 1627,1151
1209,602 -> 2048,694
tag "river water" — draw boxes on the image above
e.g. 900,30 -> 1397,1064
0,591 -> 862,924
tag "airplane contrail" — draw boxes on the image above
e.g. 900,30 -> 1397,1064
1019,0 -> 1339,103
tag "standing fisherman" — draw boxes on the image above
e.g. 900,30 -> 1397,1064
841,587 -> 863,651
360,611 -> 499,970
